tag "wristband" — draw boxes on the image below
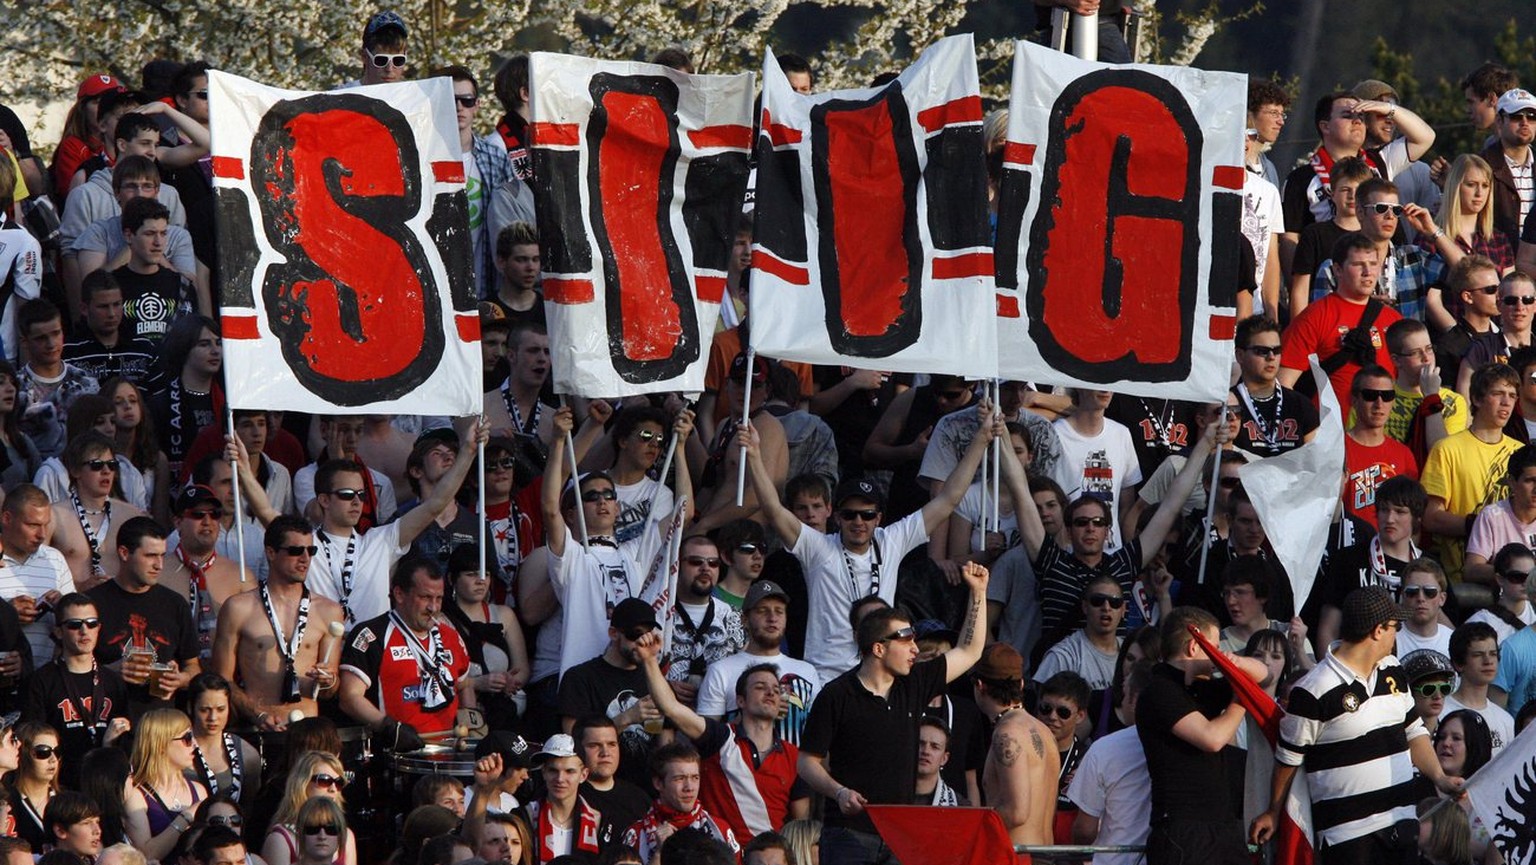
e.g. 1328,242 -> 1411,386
834,786 -> 848,803
1432,227 -> 1445,239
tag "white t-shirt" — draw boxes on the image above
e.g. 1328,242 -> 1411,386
309,521 -> 408,625
697,649 -> 821,745
1442,694 -> 1516,754
1051,417 -> 1143,551
1242,171 -> 1285,314
613,476 -> 673,546
954,482 -> 1019,551
791,514 -> 929,683
1065,726 -> 1150,865
549,527 -> 663,675
1396,623 -> 1453,658
1032,630 -> 1120,691
1466,605 -> 1536,644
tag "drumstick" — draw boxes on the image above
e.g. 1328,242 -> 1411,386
312,620 -> 348,699
288,709 -> 305,724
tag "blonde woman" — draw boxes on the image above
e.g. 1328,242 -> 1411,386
124,709 -> 208,862
1417,153 -> 1517,330
261,751 -> 357,865
292,796 -> 348,865
782,818 -> 821,865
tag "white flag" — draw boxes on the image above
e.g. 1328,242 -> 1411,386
1239,355 -> 1344,609
1467,721 -> 1536,864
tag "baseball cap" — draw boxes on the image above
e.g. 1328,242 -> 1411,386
1350,79 -> 1399,103
610,598 -> 658,633
78,74 -> 126,100
531,733 -> 578,766
1401,649 -> 1454,684
175,484 -> 224,516
1498,88 -> 1536,116
729,352 -> 768,385
744,580 -> 790,612
560,470 -> 616,510
914,619 -> 959,646
413,426 -> 459,452
475,730 -> 532,769
833,477 -> 885,511
972,643 -> 1023,681
364,10 -> 408,39
1339,586 -> 1408,641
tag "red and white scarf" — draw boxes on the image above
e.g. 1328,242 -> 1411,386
1309,145 -> 1384,195
530,796 -> 601,863
624,802 -> 739,863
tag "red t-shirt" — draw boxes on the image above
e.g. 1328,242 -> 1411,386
340,612 -> 471,734
1343,434 -> 1419,527
1280,293 -> 1403,411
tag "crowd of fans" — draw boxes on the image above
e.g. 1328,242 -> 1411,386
0,6 -> 1535,865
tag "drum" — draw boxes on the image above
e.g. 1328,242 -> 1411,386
390,740 -> 480,784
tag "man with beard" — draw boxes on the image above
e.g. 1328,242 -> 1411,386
665,536 -> 744,707
557,599 -> 663,787
696,580 -> 819,746
158,485 -> 253,661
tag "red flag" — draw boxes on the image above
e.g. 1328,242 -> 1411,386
1188,625 -> 1315,865
866,806 -> 1018,865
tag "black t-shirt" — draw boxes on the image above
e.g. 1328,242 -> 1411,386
580,779 -> 653,848
149,380 -> 217,466
400,502 -> 481,571
110,264 -> 192,345
1437,321 -> 1495,393
811,366 -> 912,478
800,656 -> 947,832
1136,662 -> 1237,821
1291,221 -> 1350,280
23,660 -> 129,788
63,329 -> 157,384
1230,385 -> 1319,458
1103,397 -> 1200,481
557,657 -> 654,789
88,580 -> 199,716
1322,542 -> 1412,610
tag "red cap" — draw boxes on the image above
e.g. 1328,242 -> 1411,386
78,74 -> 126,100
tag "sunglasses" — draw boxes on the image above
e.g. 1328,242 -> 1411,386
839,509 -> 880,522
1366,202 -> 1404,216
1086,593 -> 1126,609
1504,570 -> 1530,582
30,745 -> 57,760
633,429 -> 663,443
1414,682 -> 1453,698
185,509 -> 224,521
304,824 -> 341,837
85,459 -> 117,472
454,95 -> 478,108
311,773 -> 342,790
1071,516 -> 1110,528
207,816 -> 243,828
1472,284 -> 1502,295
1036,703 -> 1075,720
1244,345 -> 1282,358
175,731 -> 196,745
191,90 -> 209,100
367,50 -> 407,68
1503,296 -> 1536,307
736,543 -> 762,555
1402,585 -> 1440,598
880,626 -> 916,643
488,458 -> 518,471
326,488 -> 364,501
281,545 -> 319,557
684,556 -> 720,568
62,618 -> 100,631
1355,388 -> 1396,403
1218,476 -> 1242,489
581,488 -> 618,503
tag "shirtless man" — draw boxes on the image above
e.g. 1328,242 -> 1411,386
797,561 -> 989,865
209,515 -> 344,728
355,415 -> 415,505
158,485 -> 254,661
50,432 -> 147,591
973,643 -> 1058,847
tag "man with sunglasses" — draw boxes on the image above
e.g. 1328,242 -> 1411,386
294,415 -> 397,533
556,599 -> 665,783
159,485 -> 253,662
23,591 -> 128,787
356,11 -> 409,87
663,536 -> 745,706
1230,316 -> 1317,459
1033,575 -> 1124,696
1395,561 -> 1453,657
1434,255 -> 1504,390
605,404 -> 695,547
1403,649 -> 1456,737
1343,365 -> 1419,529
1458,271 -> 1536,400
1310,178 -> 1438,322
740,402 -> 996,683
49,431 -> 145,590
212,515 -> 345,732
798,563 -> 990,865
1484,88 -> 1536,243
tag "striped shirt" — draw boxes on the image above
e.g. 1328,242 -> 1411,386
1034,536 -> 1140,643
0,546 -> 75,670
1277,652 -> 1426,846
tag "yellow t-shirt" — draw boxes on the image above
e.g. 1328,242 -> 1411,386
1420,429 -> 1520,580
1383,386 -> 1468,443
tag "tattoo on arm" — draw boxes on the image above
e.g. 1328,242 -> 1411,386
995,732 -> 1022,767
960,597 -> 981,648
1029,728 -> 1045,759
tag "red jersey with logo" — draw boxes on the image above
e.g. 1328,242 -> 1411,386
340,611 -> 470,734
1344,435 -> 1419,528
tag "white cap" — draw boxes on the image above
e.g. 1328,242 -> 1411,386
1497,88 -> 1536,115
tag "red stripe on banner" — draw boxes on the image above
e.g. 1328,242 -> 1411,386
916,95 -> 984,133
543,277 -> 595,304
222,314 -> 260,339
432,161 -> 465,183
1209,314 -> 1236,340
761,111 -> 802,146
455,313 -> 480,342
210,156 -> 244,180
1003,142 -> 1036,166
996,294 -> 1020,318
688,125 -> 754,150
531,123 -> 580,146
695,275 -> 727,303
1212,165 -> 1245,190
932,252 -> 994,280
752,251 -> 810,285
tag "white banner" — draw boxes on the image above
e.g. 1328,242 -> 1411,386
1240,356 -> 1345,610
748,36 -> 998,379
995,41 -> 1246,401
209,70 -> 481,414
528,53 -> 754,398
1468,721 -> 1536,865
